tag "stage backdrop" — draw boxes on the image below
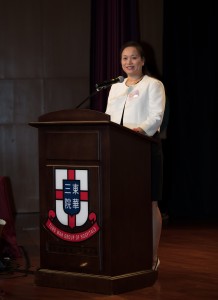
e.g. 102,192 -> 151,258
162,0 -> 218,218
90,0 -> 140,112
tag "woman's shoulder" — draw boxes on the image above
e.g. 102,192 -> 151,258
143,75 -> 164,88
143,74 -> 162,83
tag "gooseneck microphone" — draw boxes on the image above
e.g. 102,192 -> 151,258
75,75 -> 124,109
95,76 -> 124,91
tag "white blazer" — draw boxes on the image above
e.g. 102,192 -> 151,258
105,75 -> 166,136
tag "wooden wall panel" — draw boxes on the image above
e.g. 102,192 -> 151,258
0,0 -> 162,213
13,79 -> 44,122
0,80 -> 14,122
42,0 -> 90,78
0,0 -> 43,78
0,0 -> 91,212
44,77 -> 90,112
0,124 -> 39,212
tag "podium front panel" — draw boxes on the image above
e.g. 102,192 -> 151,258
40,164 -> 102,273
45,130 -> 100,160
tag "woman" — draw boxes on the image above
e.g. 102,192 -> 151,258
105,41 -> 166,270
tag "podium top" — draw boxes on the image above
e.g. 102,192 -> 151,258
37,109 -> 110,122
29,108 -> 157,144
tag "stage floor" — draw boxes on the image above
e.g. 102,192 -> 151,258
1,213 -> 218,300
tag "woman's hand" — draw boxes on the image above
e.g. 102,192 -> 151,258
132,127 -> 145,135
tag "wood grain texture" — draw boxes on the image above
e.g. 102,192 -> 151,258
1,214 -> 218,299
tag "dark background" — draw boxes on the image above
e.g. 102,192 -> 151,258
162,1 -> 218,219
0,0 -> 217,219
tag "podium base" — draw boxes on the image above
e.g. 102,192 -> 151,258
35,268 -> 158,294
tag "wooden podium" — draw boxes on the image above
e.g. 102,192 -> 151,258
29,109 -> 158,294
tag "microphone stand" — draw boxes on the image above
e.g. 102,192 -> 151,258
76,75 -> 123,109
75,85 -> 109,109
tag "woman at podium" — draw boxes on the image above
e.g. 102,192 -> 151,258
105,41 -> 166,271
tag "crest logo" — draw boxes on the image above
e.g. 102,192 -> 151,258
45,168 -> 100,242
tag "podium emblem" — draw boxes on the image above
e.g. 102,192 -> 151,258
45,168 -> 100,242
63,179 -> 81,216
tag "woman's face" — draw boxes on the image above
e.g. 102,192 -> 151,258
121,46 -> 144,77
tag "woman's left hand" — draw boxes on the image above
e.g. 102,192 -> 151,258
132,127 -> 145,134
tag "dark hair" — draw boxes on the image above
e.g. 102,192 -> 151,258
120,41 -> 145,60
120,41 -> 147,74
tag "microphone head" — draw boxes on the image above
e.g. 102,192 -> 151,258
95,76 -> 125,91
118,76 -> 124,83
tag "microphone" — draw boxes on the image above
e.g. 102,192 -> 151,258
95,76 -> 124,91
